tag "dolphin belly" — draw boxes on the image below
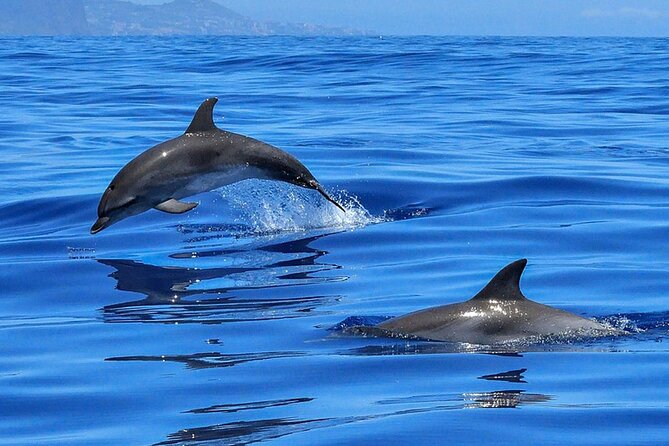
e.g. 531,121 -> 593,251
173,166 -> 267,200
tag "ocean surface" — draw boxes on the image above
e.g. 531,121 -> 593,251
1,36 -> 669,445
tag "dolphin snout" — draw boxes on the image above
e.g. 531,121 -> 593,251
90,216 -> 110,234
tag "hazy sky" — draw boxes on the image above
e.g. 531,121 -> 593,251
133,0 -> 669,36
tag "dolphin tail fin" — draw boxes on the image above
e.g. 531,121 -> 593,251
470,259 -> 528,301
155,198 -> 198,214
185,97 -> 219,133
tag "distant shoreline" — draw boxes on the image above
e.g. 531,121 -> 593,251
0,0 -> 371,37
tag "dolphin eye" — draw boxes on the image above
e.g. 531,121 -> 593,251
109,185 -> 115,191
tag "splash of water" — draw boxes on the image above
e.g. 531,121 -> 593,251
598,315 -> 641,333
215,180 -> 384,235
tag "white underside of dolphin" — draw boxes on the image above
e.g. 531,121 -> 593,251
377,259 -> 623,345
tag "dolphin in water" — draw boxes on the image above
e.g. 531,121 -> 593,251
91,97 -> 344,234
377,259 -> 621,345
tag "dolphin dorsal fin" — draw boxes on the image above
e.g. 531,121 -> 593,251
470,259 -> 528,301
185,97 -> 219,134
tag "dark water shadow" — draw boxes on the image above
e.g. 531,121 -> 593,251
99,232 -> 345,324
106,351 -> 304,370
341,341 -> 527,357
338,335 -> 635,357
155,417 -> 333,446
479,368 -> 528,383
146,345 -> 548,446
186,397 -> 314,414
156,386 -> 551,445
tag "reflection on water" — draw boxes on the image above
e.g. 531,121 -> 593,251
156,417 -> 332,446
378,388 -> 551,410
479,368 -> 528,383
158,393 -> 553,445
375,369 -> 543,410
341,339 -> 630,356
342,342 -> 526,356
97,225 -> 560,445
94,226 -> 624,446
100,232 -> 345,324
186,398 -> 314,414
462,390 -> 551,409
106,351 -> 304,370
158,376 -> 551,445
99,258 -> 257,302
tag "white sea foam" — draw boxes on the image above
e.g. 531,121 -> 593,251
215,180 -> 384,235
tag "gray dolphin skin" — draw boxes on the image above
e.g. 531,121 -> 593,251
91,97 -> 345,234
377,259 -> 620,344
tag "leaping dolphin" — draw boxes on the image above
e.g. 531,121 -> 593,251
91,97 -> 344,234
377,259 -> 622,345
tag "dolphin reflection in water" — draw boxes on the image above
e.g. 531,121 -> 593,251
155,366 -> 549,445
99,232 -> 344,324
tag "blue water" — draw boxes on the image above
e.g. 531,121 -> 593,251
1,36 -> 669,445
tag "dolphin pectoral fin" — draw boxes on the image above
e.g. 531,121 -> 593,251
154,199 -> 198,214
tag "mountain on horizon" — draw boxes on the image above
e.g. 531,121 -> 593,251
0,0 -> 90,35
0,0 -> 368,36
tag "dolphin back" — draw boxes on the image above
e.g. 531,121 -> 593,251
376,259 -> 621,345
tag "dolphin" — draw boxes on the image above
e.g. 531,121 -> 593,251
377,259 -> 621,345
91,97 -> 344,234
